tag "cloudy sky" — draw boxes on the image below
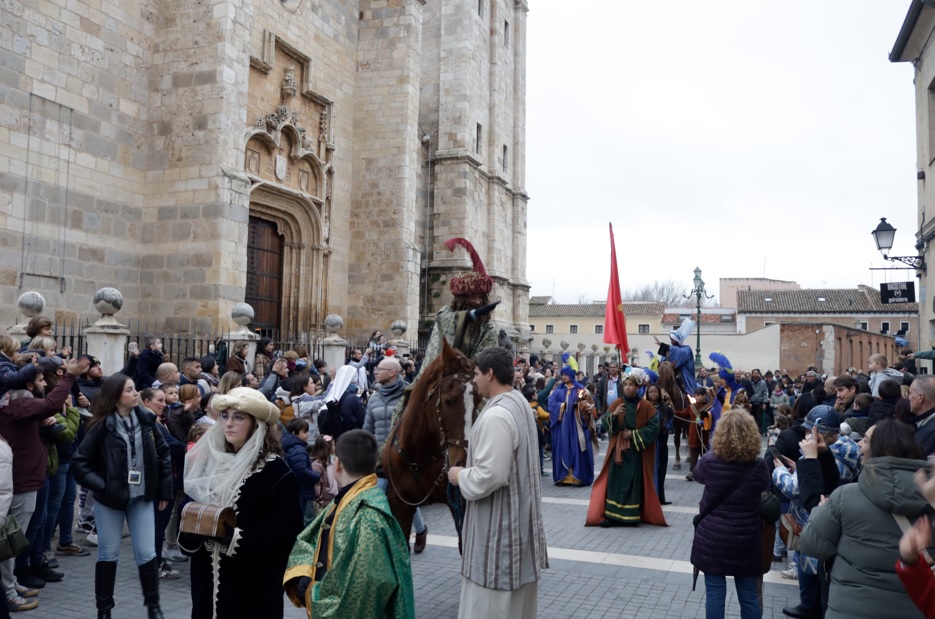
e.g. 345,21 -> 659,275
525,1 -> 919,305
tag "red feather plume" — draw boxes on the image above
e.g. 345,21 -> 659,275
444,237 -> 488,276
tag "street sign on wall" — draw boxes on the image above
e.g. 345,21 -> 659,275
879,281 -> 916,304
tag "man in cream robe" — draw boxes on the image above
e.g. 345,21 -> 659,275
448,348 -> 548,619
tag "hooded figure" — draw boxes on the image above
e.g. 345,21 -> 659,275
547,366 -> 594,486
658,318 -> 698,397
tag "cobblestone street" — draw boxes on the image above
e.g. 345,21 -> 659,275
34,442 -> 798,618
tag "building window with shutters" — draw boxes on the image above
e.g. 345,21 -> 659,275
570,325 -> 578,334
901,321 -> 910,333
595,325 -> 603,334
638,324 -> 649,334
545,325 -> 553,334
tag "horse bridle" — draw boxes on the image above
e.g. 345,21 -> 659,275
387,369 -> 475,507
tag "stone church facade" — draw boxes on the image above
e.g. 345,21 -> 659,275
0,0 -> 531,341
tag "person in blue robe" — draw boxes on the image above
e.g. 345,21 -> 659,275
548,366 -> 594,486
655,318 -> 698,397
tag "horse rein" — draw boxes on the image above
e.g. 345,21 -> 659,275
387,369 -> 475,507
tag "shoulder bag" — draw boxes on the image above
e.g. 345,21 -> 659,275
0,512 -> 29,562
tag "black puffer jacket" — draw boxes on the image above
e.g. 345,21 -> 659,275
690,453 -> 770,577
72,406 -> 173,510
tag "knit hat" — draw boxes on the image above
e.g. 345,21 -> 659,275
444,238 -> 492,297
212,387 -> 280,425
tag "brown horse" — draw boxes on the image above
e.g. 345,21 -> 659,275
382,338 -> 482,550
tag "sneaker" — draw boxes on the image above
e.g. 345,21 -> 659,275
685,473 -> 694,481
157,561 -> 180,580
14,585 -> 38,599
56,543 -> 90,557
781,565 -> 798,580
40,550 -> 57,569
13,571 -> 45,590
32,563 -> 63,583
6,595 -> 38,612
85,532 -> 98,546
74,519 -> 94,535
163,545 -> 188,563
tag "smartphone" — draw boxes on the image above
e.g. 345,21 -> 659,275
768,446 -> 782,461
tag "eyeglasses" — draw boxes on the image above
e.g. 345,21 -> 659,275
220,411 -> 250,424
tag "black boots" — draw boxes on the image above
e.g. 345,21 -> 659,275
138,558 -> 165,619
95,561 -> 117,619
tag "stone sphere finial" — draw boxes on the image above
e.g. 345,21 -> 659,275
577,343 -> 586,352
603,345 -> 611,354
17,292 -> 45,318
541,337 -> 551,349
390,320 -> 407,338
560,340 -> 569,351
591,344 -> 599,352
231,303 -> 255,327
324,314 -> 344,335
93,288 -> 123,316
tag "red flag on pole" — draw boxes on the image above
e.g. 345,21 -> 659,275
603,223 -> 630,355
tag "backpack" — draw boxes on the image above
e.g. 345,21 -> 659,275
317,397 -> 345,438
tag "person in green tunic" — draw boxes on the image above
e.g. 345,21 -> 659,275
586,374 -> 668,527
283,430 -> 415,619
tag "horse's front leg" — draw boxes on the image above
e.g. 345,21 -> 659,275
387,491 -> 416,552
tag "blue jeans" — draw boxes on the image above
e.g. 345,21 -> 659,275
375,477 -> 425,534
704,574 -> 760,619
797,557 -> 819,610
153,499 -> 175,563
94,497 -> 156,565
39,463 -> 70,556
17,480 -> 49,570
56,466 -> 78,547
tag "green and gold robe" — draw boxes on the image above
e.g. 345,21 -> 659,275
283,474 -> 415,619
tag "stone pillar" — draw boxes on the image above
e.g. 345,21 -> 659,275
389,320 -> 411,358
224,303 -> 259,373
83,288 -> 130,377
8,292 -> 46,345
321,314 -> 348,374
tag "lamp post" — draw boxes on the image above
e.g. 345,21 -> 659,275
685,267 -> 714,369
871,218 -> 926,270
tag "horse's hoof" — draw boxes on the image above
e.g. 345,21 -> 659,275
414,527 -> 428,554
672,463 -> 681,470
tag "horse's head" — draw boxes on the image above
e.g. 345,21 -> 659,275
428,338 -> 481,468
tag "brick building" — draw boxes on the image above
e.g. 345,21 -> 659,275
780,323 -> 903,377
737,286 -> 919,338
0,0 -> 531,340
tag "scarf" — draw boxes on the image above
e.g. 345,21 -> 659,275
183,420 -> 269,508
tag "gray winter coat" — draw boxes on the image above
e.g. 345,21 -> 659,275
868,367 -> 904,398
799,456 -> 932,619
364,378 -> 405,445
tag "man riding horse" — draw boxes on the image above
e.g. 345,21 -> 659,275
383,238 -> 504,552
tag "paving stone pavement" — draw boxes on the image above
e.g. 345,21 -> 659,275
31,441 -> 799,618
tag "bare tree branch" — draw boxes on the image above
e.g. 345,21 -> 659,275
621,279 -> 719,308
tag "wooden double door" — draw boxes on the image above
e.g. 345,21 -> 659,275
245,216 -> 284,335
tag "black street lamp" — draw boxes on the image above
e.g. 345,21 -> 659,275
685,267 -> 714,369
871,218 -> 926,270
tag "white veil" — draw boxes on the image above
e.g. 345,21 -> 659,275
184,419 -> 269,507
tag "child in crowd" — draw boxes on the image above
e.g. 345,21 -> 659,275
309,435 -> 338,513
187,424 -> 207,450
767,411 -> 790,447
0,334 -> 38,399
523,385 -> 550,476
844,392 -> 874,439
283,419 -> 321,525
166,384 -> 198,443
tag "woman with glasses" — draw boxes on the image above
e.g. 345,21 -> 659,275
72,374 -> 173,619
181,387 -> 303,619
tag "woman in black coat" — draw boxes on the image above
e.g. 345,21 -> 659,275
691,409 -> 771,619
72,374 -> 174,619
180,387 -> 303,619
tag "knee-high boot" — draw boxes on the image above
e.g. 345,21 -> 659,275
95,561 -> 117,619
138,558 -> 165,619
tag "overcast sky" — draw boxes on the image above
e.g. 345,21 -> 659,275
525,1 -> 919,305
